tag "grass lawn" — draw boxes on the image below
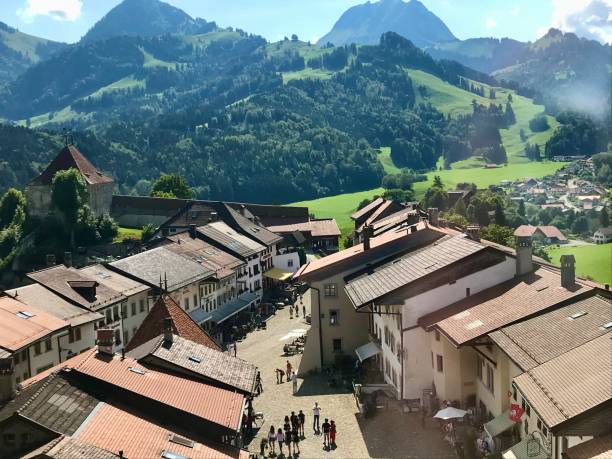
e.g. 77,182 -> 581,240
545,243 -> 612,284
282,68 -> 334,84
114,227 -> 143,244
89,75 -> 145,99
378,147 -> 401,175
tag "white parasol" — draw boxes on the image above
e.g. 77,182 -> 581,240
433,407 -> 468,420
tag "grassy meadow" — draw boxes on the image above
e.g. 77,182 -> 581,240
545,244 -> 612,284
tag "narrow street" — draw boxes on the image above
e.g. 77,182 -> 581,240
238,292 -> 455,459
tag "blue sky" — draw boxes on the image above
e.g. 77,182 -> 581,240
1,0 -> 610,44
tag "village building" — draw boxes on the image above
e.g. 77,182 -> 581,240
514,225 -> 568,245
267,218 -> 341,253
125,294 -> 221,352
4,284 -> 102,362
27,266 -> 129,350
109,246 -> 214,314
0,336 -> 248,459
593,227 -> 612,244
26,144 -> 114,218
0,296 -> 69,388
350,198 -> 407,241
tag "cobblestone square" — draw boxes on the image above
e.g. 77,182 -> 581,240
238,293 -> 455,459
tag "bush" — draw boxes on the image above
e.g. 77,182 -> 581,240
141,224 -> 156,242
529,114 -> 550,132
97,214 -> 119,242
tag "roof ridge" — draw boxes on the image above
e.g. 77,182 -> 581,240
524,367 -> 570,422
16,371 -> 61,415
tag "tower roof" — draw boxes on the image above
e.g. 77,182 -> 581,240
29,144 -> 113,186
126,294 -> 221,352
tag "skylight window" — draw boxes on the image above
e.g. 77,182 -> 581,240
569,311 -> 587,320
168,434 -> 195,448
161,452 -> 188,459
602,321 -> 612,330
188,356 -> 201,364
128,367 -> 146,375
16,311 -> 34,319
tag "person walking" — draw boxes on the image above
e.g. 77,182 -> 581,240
276,368 -> 285,384
291,427 -> 300,456
292,372 -> 298,395
298,410 -> 305,438
255,371 -> 263,395
290,412 -> 298,431
286,360 -> 292,380
312,402 -> 321,434
259,437 -> 268,458
276,428 -> 285,457
284,420 -> 291,455
322,418 -> 331,449
233,341 -> 237,357
302,304 -> 306,319
268,426 -> 277,456
330,420 -> 337,447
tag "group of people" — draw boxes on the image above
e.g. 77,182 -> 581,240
261,410 -> 306,458
275,360 -> 299,394
288,303 -> 305,319
312,402 -> 337,450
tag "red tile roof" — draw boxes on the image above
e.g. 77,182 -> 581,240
126,294 -> 221,352
0,296 -> 69,352
29,145 -> 113,186
514,225 -> 537,237
73,352 -> 245,430
20,349 -> 97,389
77,402 -> 248,459
537,225 -> 567,241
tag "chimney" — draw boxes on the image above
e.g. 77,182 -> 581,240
515,235 -> 533,276
163,317 -> 173,344
466,225 -> 481,242
240,204 -> 247,217
560,254 -> 576,289
97,328 -> 115,356
188,224 -> 197,239
363,225 -> 374,251
119,451 -> 124,459
46,254 -> 56,267
0,355 -> 16,403
427,208 -> 439,226
64,251 -> 73,267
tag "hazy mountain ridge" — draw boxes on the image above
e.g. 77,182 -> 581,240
318,0 -> 456,48
80,0 -> 217,44
0,21 -> 67,85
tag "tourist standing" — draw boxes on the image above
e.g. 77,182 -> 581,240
268,426 -> 277,455
330,420 -> 337,447
292,427 -> 301,455
312,402 -> 321,433
284,420 -> 292,453
298,410 -> 305,437
275,368 -> 285,384
255,371 -> 263,395
233,341 -> 237,357
322,418 -> 331,449
276,428 -> 285,457
292,372 -> 298,395
259,437 -> 268,458
286,360 -> 292,380
302,304 -> 306,319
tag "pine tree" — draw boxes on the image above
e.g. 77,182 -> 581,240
518,200 -> 526,217
600,206 -> 610,228
505,102 -> 516,125
494,202 -> 507,226
454,197 -> 467,217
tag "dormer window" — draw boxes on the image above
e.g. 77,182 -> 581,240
67,280 -> 98,300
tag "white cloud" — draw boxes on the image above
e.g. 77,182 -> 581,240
17,0 -> 83,23
550,0 -> 612,43
510,6 -> 521,16
485,17 -> 498,29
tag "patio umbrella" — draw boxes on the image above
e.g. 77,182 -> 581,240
433,407 -> 468,420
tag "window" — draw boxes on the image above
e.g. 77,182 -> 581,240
184,297 -> 190,310
124,330 -> 129,345
466,287 -> 471,297
332,338 -> 342,353
3,433 -> 15,446
431,351 -> 434,368
288,259 -> 294,268
105,309 -> 112,324
114,329 -> 121,345
34,342 -> 41,356
512,386 -> 517,401
14,353 -> 19,364
69,327 -> 82,343
113,305 -> 120,322
542,426 -> 548,437
434,330 -> 440,341
23,372 -> 29,380
120,305 -> 127,320
324,284 -> 337,297
329,310 -> 339,326
477,356 -> 483,381
193,294 -> 198,308
21,350 -> 27,362
486,365 -> 494,394
131,302 -> 136,316
436,354 -> 444,372
139,299 -> 145,313
537,418 -> 542,430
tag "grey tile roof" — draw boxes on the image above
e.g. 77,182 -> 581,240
79,264 -> 149,297
220,203 -> 283,246
17,373 -> 100,435
131,334 -> 257,395
514,333 -> 612,428
23,437 -> 120,459
110,247 -> 213,291
5,284 -> 103,327
27,266 -> 126,311
197,221 -> 266,259
345,235 -> 486,307
490,293 -> 612,370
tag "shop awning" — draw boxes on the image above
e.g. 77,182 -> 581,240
189,291 -> 259,325
264,267 -> 293,281
484,410 -> 516,438
502,436 -> 549,459
355,341 -> 381,362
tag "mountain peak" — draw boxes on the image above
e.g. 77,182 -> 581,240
80,0 -> 216,44
318,0 -> 456,48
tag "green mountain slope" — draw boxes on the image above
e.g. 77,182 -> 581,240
0,21 -> 66,84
